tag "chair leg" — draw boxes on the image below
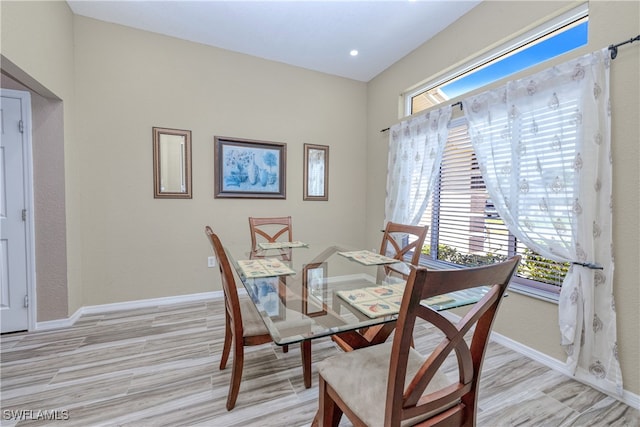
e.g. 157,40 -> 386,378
311,410 -> 320,427
301,340 -> 312,388
283,344 -> 289,353
220,311 -> 232,370
226,338 -> 244,411
318,376 -> 342,427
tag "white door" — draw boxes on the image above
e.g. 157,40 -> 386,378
1,89 -> 33,333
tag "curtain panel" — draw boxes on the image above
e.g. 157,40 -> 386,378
384,106 -> 452,226
463,48 -> 621,395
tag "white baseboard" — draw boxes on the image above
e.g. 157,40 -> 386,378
34,291 -> 224,331
437,310 -> 640,410
34,291 -> 639,410
490,330 -> 640,410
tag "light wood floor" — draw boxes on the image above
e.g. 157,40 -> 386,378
1,299 -> 638,426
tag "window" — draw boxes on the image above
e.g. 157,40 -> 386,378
404,5 -> 587,300
406,4 -> 588,115
418,119 -> 569,298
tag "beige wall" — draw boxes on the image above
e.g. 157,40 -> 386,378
2,2 -> 367,315
1,0 -> 76,319
0,75 -> 69,322
71,16 -> 368,305
366,0 -> 639,395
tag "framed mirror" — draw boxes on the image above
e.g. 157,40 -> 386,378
153,127 -> 192,199
303,143 -> 329,201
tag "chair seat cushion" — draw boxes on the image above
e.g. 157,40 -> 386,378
239,297 -> 270,337
317,342 -> 452,427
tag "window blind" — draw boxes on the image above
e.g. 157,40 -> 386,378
418,121 -> 568,291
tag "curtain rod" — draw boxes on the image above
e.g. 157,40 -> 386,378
608,34 -> 640,59
381,35 -> 639,133
379,101 -> 462,133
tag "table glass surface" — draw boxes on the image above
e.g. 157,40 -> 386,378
227,243 -> 489,346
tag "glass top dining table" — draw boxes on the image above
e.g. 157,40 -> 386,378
226,242 -> 491,388
227,243 -> 491,344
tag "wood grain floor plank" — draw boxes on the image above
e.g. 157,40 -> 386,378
1,298 -> 637,426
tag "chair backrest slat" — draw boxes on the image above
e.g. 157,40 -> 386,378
380,222 -> 428,266
248,216 -> 293,251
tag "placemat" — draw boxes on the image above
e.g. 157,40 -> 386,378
237,258 -> 296,278
337,250 -> 399,265
258,241 -> 308,250
337,283 -> 458,318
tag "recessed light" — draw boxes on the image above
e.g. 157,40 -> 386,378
350,50 -> 359,57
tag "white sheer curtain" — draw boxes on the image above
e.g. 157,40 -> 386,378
384,106 -> 452,226
463,48 -> 621,395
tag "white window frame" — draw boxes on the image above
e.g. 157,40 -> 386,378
403,3 -> 589,117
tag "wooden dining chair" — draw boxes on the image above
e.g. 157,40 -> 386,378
248,216 -> 294,351
331,222 -> 428,352
248,216 -> 293,251
315,255 -> 521,427
205,226 -> 306,410
380,221 -> 428,266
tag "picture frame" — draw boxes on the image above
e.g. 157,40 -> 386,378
303,143 -> 329,201
302,262 -> 327,317
214,136 -> 286,199
152,127 -> 192,199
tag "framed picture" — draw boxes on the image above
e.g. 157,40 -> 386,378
152,127 -> 192,199
303,143 -> 329,201
302,262 -> 327,317
214,136 -> 286,199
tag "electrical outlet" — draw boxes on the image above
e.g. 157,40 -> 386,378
207,256 -> 216,268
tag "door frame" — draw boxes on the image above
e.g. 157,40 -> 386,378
2,88 -> 37,331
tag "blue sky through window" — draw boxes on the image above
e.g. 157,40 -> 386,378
439,21 -> 588,99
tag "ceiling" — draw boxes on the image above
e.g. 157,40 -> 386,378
66,0 -> 482,82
